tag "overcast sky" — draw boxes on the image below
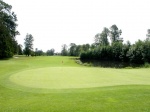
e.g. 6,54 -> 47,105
4,0 -> 150,52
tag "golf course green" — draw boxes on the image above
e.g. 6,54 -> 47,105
9,67 -> 150,90
0,56 -> 150,111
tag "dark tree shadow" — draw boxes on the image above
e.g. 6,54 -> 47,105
0,58 -> 10,61
80,59 -> 142,68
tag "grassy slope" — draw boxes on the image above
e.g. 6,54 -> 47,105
0,56 -> 150,112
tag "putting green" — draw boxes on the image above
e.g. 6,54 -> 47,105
9,67 -> 150,89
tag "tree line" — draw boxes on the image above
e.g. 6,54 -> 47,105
22,24 -> 150,65
1,0 -> 150,65
64,25 -> 150,64
0,0 -> 56,58
23,33 -> 55,56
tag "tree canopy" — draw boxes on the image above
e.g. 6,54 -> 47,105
0,0 -> 19,59
61,24 -> 150,65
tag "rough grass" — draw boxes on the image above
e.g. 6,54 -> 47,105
0,56 -> 150,112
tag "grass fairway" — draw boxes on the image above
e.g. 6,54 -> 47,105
0,56 -> 150,112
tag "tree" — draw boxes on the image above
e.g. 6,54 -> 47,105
24,34 -> 34,56
146,29 -> 150,38
127,40 -> 144,64
35,50 -> 43,56
47,49 -> 55,56
90,43 -> 96,50
0,0 -> 19,58
143,38 -> 150,63
109,25 -> 123,43
94,33 -> 101,46
34,48 -> 45,56
82,44 -> 90,52
75,45 -> 82,56
61,44 -> 68,56
12,39 -> 18,54
119,41 -> 131,62
100,27 -> 109,46
94,27 -> 109,46
69,43 -> 76,56
17,44 -> 23,55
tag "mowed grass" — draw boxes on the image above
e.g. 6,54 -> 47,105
9,67 -> 150,90
0,56 -> 150,112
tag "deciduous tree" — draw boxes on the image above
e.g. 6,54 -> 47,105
61,44 -> 68,56
47,49 -> 55,56
0,0 -> 19,58
109,25 -> 123,43
24,34 -> 34,56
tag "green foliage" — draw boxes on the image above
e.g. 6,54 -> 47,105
35,50 -> 44,56
119,41 -> 130,62
24,34 -> 34,56
17,44 -> 23,55
127,39 -> 150,64
80,45 -> 112,61
143,39 -> 150,62
0,0 -> 19,59
68,43 -> 91,57
82,44 -> 90,52
94,27 -> 109,46
144,62 -> 150,68
69,43 -> 77,56
111,42 -> 123,61
80,24 -> 150,65
46,48 -> 55,56
61,44 -> 68,56
110,24 -> 123,43
80,39 -> 150,65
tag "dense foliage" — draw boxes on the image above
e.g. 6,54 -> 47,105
65,25 -> 150,64
0,0 -> 19,59
80,40 -> 150,64
46,48 -> 55,56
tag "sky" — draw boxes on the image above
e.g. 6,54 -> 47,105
3,0 -> 150,52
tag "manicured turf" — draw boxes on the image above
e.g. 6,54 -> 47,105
9,67 -> 150,90
0,56 -> 150,111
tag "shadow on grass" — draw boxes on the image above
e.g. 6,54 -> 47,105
0,55 -> 27,61
78,59 -> 143,68
0,58 -> 10,61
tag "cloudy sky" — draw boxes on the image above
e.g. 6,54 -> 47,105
4,0 -> 150,52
